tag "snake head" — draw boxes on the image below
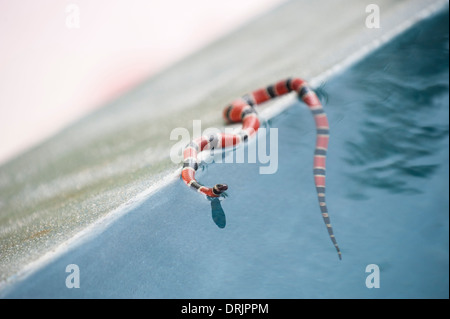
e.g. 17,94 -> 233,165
213,184 -> 228,196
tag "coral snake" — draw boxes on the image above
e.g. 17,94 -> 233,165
181,77 -> 342,260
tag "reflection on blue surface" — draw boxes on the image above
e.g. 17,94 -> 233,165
209,197 -> 226,229
3,10 -> 448,298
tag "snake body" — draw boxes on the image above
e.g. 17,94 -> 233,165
181,78 -> 342,259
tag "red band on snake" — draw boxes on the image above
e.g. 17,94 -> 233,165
181,78 -> 342,259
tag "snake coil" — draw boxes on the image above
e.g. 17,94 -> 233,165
181,78 -> 342,259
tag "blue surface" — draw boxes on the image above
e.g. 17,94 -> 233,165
3,10 -> 448,299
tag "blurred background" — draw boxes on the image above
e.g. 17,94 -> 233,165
0,0 -> 285,165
